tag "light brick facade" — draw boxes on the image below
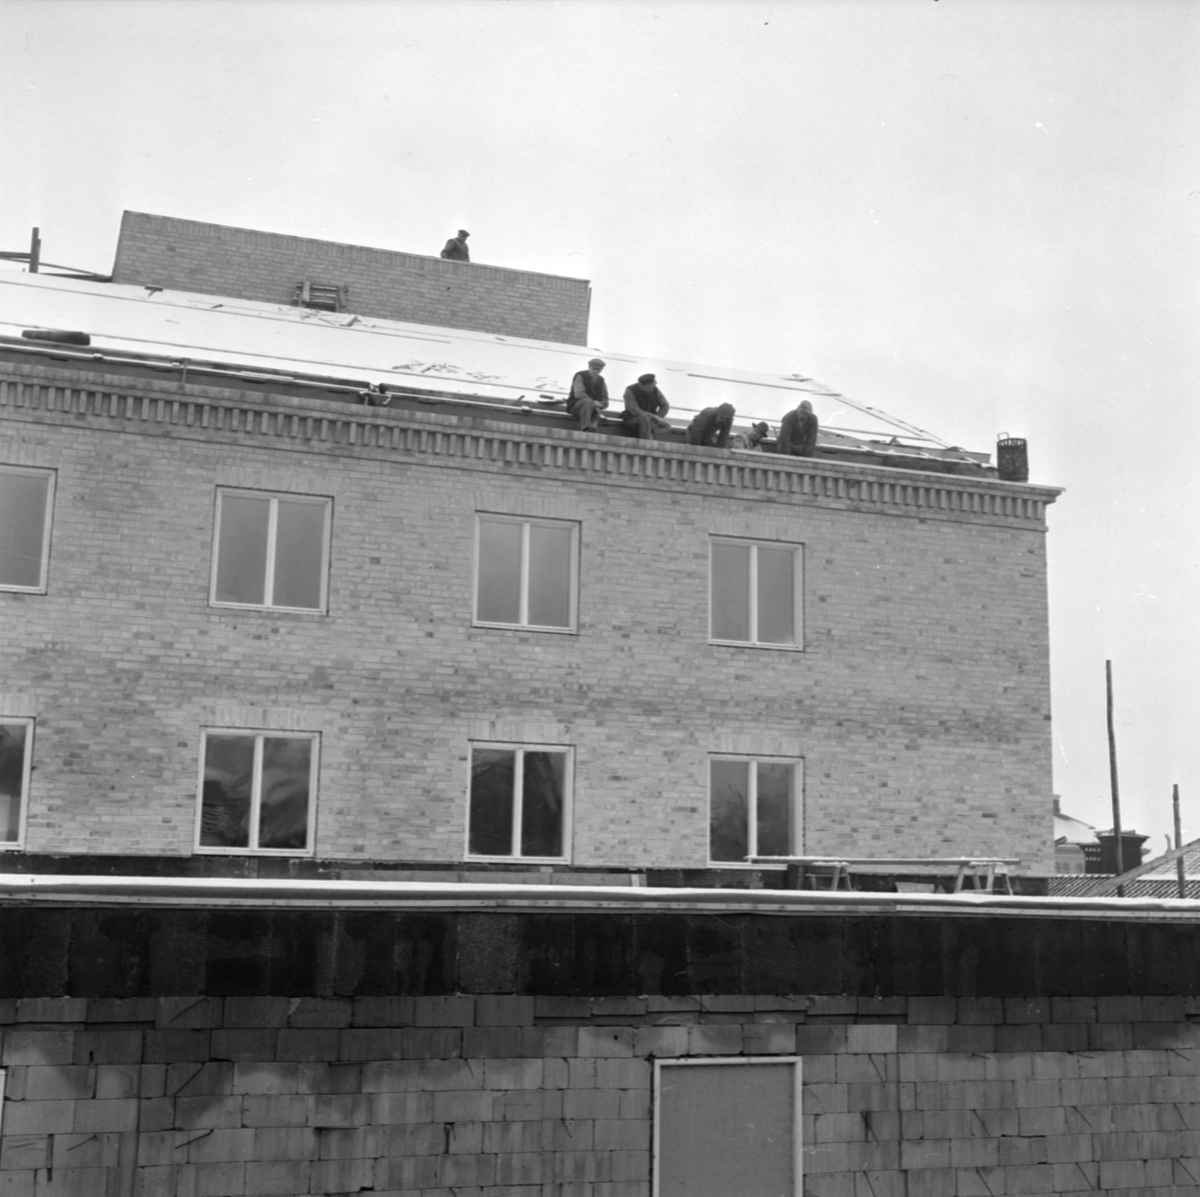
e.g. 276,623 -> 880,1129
1,357 -> 1057,872
110,212 -> 592,345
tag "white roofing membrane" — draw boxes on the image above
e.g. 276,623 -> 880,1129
0,270 -> 955,450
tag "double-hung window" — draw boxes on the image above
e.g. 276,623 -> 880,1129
654,1057 -> 803,1197
0,719 -> 33,849
467,743 -> 571,861
211,490 -> 331,612
196,730 -> 318,855
475,515 -> 578,632
710,537 -> 802,648
709,756 -> 801,864
0,466 -> 54,593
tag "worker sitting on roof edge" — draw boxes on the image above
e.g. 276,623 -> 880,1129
778,399 -> 819,457
440,230 -> 470,261
621,374 -> 672,440
730,421 -> 770,450
566,358 -> 609,432
686,403 -> 736,448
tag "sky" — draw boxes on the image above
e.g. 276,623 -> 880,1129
2,0 -> 1197,860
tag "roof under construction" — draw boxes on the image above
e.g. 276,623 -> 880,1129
0,269 -> 994,475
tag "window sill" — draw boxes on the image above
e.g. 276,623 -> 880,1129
708,639 -> 804,651
209,601 -> 326,616
0,585 -> 47,595
708,859 -> 795,869
472,621 -> 578,636
466,855 -> 570,865
194,847 -> 315,858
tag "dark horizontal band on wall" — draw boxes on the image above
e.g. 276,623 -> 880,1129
0,904 -> 1196,1000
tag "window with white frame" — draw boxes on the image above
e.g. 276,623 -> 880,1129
211,490 -> 331,612
0,466 -> 54,592
710,537 -> 802,647
654,1057 -> 803,1197
709,756 -> 801,863
0,719 -> 33,849
467,744 -> 571,861
475,515 -> 578,632
196,730 -> 318,855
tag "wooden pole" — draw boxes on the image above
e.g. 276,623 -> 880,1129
29,227 -> 40,273
1175,783 -> 1185,899
1106,660 -> 1124,895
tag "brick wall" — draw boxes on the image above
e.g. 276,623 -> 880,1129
1,362 -> 1057,870
0,904 -> 1198,1196
110,212 -> 591,345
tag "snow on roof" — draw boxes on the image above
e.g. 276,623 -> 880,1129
1054,810 -> 1098,844
0,269 -> 966,453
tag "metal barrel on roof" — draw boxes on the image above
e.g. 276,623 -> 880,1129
996,433 -> 1029,482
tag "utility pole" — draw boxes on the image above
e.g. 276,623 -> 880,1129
1174,783 -> 1185,899
1106,660 -> 1124,896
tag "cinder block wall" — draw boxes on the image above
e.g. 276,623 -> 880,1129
2,363 -> 1057,869
110,212 -> 591,345
0,905 -> 1197,1197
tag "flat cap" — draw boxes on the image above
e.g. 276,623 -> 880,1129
637,373 -> 656,384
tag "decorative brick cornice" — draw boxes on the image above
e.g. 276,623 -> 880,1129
0,364 -> 1061,529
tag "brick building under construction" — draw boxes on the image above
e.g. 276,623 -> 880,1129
2,215 -> 1196,1197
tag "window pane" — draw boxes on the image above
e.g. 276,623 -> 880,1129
0,723 -> 28,842
469,748 -> 515,855
258,737 -> 312,849
214,495 -> 270,605
757,547 -> 795,645
521,750 -> 566,857
711,542 -> 750,641
756,762 -> 794,856
0,471 -> 50,589
272,500 -> 326,610
200,735 -> 255,848
709,759 -> 750,862
476,520 -> 522,624
659,1062 -> 795,1197
526,524 -> 572,628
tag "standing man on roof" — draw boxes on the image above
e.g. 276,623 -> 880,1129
778,399 -> 819,457
566,358 -> 610,432
621,373 -> 672,440
440,230 -> 470,261
686,403 -> 736,448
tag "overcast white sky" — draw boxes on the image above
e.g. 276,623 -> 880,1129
3,0 -> 1197,857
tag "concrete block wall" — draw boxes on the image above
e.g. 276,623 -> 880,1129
110,212 -> 591,345
1,902 -> 1198,1196
3,993 -> 1199,1196
2,362 -> 1057,870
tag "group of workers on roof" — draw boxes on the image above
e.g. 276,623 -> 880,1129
567,358 -> 819,456
436,230 -> 819,455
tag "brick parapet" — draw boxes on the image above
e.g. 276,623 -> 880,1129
0,361 -> 1060,532
110,211 -> 592,344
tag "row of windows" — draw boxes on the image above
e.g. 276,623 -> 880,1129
1,467 -> 805,648
0,719 -> 802,863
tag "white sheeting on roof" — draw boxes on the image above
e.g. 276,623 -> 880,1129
0,270 -> 956,449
